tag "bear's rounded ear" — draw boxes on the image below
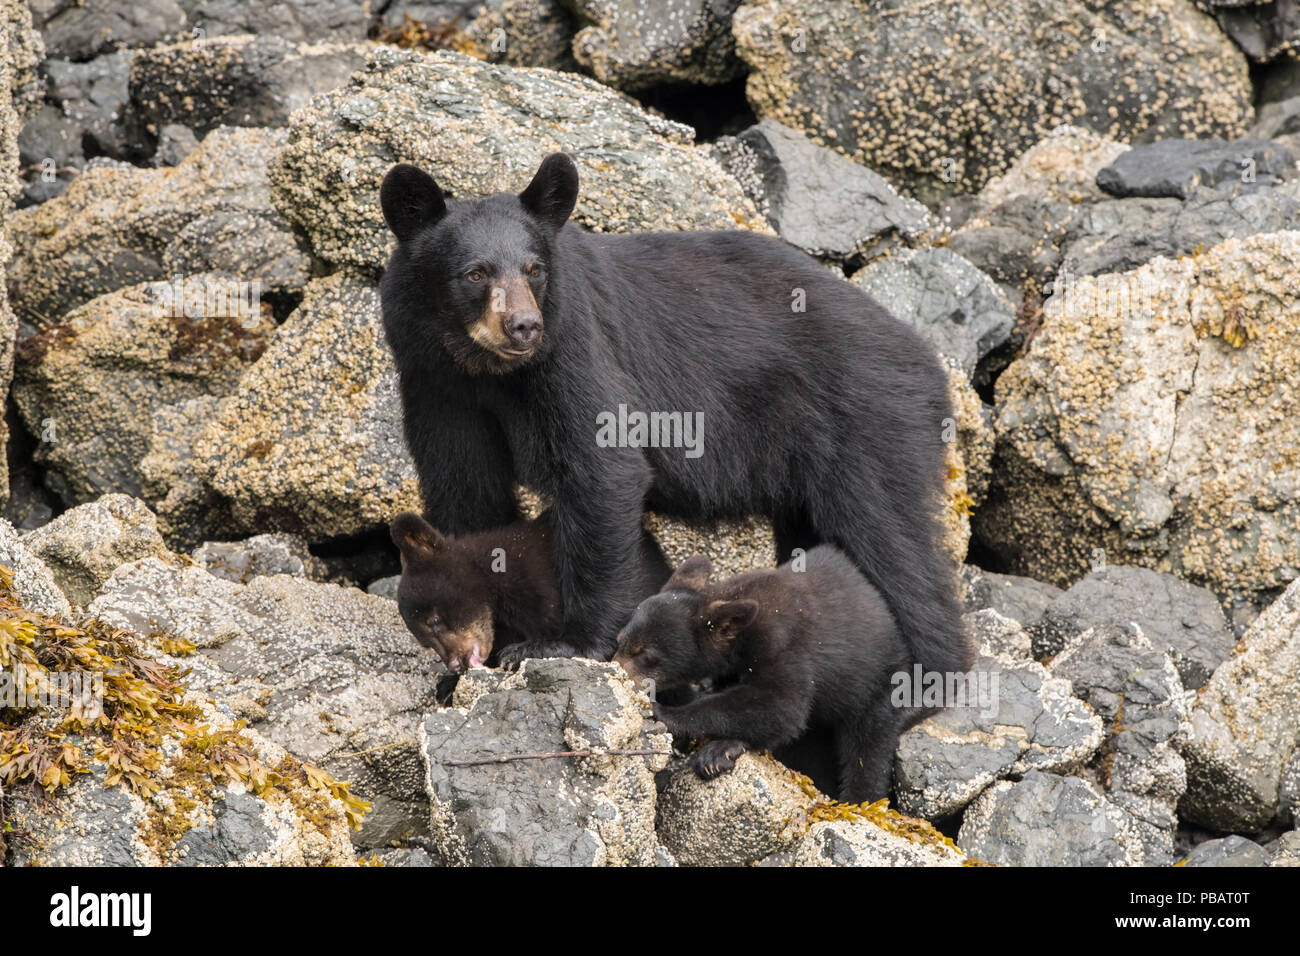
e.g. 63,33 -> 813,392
663,554 -> 712,592
704,599 -> 758,639
518,152 -> 579,232
381,164 -> 447,242
390,511 -> 444,564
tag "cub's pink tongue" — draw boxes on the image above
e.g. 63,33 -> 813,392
468,648 -> 485,669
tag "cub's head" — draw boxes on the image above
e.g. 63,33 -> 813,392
390,511 -> 496,674
379,153 -> 579,375
612,555 -> 758,693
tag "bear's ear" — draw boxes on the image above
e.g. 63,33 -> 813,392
518,153 -> 579,232
381,164 -> 447,242
390,511 -> 444,564
703,599 -> 758,639
663,554 -> 712,592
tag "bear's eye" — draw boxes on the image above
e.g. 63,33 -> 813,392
466,269 -> 484,283
526,262 -> 543,279
429,613 -> 443,630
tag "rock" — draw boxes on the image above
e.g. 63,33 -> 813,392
569,0 -> 742,89
1050,623 -> 1189,866
1211,1 -> 1300,62
17,52 -> 133,204
1251,96 -> 1300,140
369,846 -> 438,867
0,515 -> 71,616
1182,834 -> 1269,867
8,126 -> 311,329
957,769 -> 1146,866
268,45 -> 765,274
89,558 -> 446,848
11,277 -> 274,505
140,394 -> 237,548
1280,749 -> 1300,827
128,35 -> 367,140
192,533 -> 326,584
461,0 -> 577,71
893,643 -> 1103,820
759,818 -> 964,867
1095,138 -> 1295,200
367,574 -> 400,601
21,494 -> 171,607
28,0 -> 186,62
153,122 -> 199,165
178,0 -> 373,43
976,232 -> 1300,599
1029,565 -> 1235,689
962,607 -> 1034,663
641,512 -> 773,580
713,119 -> 935,266
1268,830 -> 1300,867
732,0 -> 1252,204
421,658 -> 670,866
850,248 -> 1015,379
657,749 -> 965,866
960,565 -> 1063,630
1181,576 -> 1300,832
191,272 -> 423,543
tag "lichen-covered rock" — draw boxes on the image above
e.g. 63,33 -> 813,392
1180,575 -> 1300,832
657,750 -> 966,866
140,394 -> 238,549
192,533 -> 327,584
1029,564 -> 1236,689
421,658 -> 671,866
1050,623 -> 1189,866
89,558 -> 445,848
461,0 -> 578,71
732,0 -> 1252,204
957,769 -> 1146,866
941,365 -> 994,564
8,126 -> 310,328
976,232 -> 1300,599
893,630 -> 1103,821
851,248 -> 1015,379
641,512 -> 773,580
21,494 -> 172,608
192,272 -> 423,542
11,278 -> 274,505
128,35 -> 368,139
570,0 -> 743,89
1181,835 -> 1269,868
268,45 -> 765,273
0,515 -> 71,616
713,118 -> 935,266
27,0 -> 186,62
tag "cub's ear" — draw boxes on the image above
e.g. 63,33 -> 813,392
663,554 -> 713,592
703,599 -> 758,638
519,152 -> 579,232
390,511 -> 444,565
381,164 -> 447,242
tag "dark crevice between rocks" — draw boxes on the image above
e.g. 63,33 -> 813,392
3,401 -> 64,532
308,524 -> 400,590
630,75 -> 755,143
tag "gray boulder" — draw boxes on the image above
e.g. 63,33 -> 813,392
1095,138 -> 1295,200
28,0 -> 186,61
0,516 -> 71,616
957,769 -> 1146,866
713,118 -> 935,266
1182,835 -> 1269,868
176,0 -> 373,43
850,248 -> 1015,378
192,532 -> 326,584
421,658 -> 671,866
569,0 -> 741,88
1030,564 -> 1235,690
960,565 -> 1063,630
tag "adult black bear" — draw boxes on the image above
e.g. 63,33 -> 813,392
389,509 -> 670,674
379,153 -> 970,677
612,550 -> 910,801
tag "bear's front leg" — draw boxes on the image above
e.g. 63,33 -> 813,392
495,638 -> 579,671
690,739 -> 748,779
654,683 -> 810,751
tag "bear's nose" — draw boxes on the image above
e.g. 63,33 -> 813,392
506,310 -> 541,348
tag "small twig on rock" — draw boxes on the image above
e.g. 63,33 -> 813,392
442,748 -> 671,767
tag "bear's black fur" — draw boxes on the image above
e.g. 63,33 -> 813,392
613,549 -> 912,801
380,153 -> 970,678
390,509 -> 670,673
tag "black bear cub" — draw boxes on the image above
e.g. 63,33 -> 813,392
613,548 -> 911,803
391,510 -> 669,674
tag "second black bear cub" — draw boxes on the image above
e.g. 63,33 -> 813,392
391,510 -> 669,674
613,547 -> 911,803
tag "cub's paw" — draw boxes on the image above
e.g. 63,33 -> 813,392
496,640 -> 578,671
690,739 -> 747,779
